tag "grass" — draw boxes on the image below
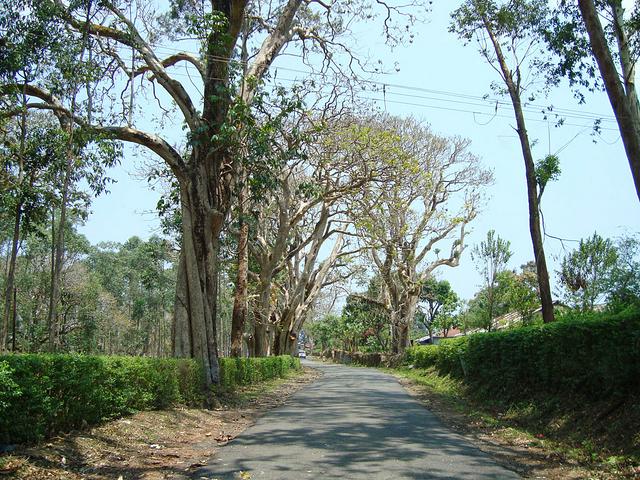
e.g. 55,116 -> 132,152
390,366 -> 640,479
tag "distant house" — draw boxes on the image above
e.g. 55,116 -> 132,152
415,327 -> 464,345
467,300 -> 567,334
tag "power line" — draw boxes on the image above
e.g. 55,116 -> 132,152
113,51 -> 618,130
147,43 -> 618,123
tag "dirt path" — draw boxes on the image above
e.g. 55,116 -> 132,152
0,368 -> 320,480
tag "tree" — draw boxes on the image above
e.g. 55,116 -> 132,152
503,261 -> 539,325
349,115 -> 491,353
464,269 -> 514,331
415,278 -> 459,338
1,0 -> 425,390
546,0 -> 640,202
607,234 -> 640,309
471,230 -> 513,329
308,313 -> 341,352
559,233 -> 619,311
451,0 -> 556,324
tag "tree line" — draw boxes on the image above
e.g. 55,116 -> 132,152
2,0 -> 640,397
310,230 -> 640,353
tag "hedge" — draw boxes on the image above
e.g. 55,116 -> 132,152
405,309 -> 640,401
0,354 -> 300,444
218,355 -> 301,388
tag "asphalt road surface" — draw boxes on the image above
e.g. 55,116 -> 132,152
195,360 -> 520,479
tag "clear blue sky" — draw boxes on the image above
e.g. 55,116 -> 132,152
79,0 -> 640,301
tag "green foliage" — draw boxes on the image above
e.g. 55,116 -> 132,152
535,154 -> 561,199
218,355 -> 300,390
0,354 -> 204,444
0,353 -> 300,444
607,234 -> 640,310
559,233 -> 618,311
416,278 -> 459,336
309,294 -> 392,354
405,309 -> 640,402
406,337 -> 469,377
468,231 -> 514,330
308,314 -> 342,352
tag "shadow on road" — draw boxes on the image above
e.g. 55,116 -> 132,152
195,362 -> 520,479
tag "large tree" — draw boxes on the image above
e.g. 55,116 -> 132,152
451,0 -> 556,324
546,0 -> 640,202
471,229 -> 513,328
349,115 -> 491,353
0,0 -> 424,391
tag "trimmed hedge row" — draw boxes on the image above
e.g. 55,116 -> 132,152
321,349 -> 403,368
0,354 -> 300,444
219,355 -> 301,387
405,309 -> 640,401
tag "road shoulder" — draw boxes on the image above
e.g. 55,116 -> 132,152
390,368 -> 626,479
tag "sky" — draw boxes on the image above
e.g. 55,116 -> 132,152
78,0 -> 640,301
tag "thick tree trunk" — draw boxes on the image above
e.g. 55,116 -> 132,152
482,16 -> 555,324
172,250 -> 192,356
273,308 -> 296,356
391,295 -> 418,353
1,205 -> 21,352
253,279 -> 271,356
578,0 -> 640,203
171,174 -> 223,399
230,190 -> 249,357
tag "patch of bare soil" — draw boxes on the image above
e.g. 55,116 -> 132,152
396,376 -> 639,480
0,367 -> 321,480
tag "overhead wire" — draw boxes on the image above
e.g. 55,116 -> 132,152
147,43 -> 618,124
111,51 -> 620,132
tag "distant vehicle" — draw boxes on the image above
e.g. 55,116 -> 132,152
298,350 -> 307,358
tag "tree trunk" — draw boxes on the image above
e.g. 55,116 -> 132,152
1,204 -> 21,352
510,96 -> 555,324
253,279 -> 271,356
172,176 -> 223,398
392,295 -> 418,353
230,189 -> 249,357
482,16 -> 555,324
47,151 -> 73,352
578,0 -> 640,203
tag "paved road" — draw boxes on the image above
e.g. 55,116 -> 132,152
195,361 -> 520,479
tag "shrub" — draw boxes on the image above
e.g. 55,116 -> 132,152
404,309 -> 640,401
218,355 -> 300,390
0,354 -> 299,444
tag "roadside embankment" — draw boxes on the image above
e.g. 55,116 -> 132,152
400,309 -> 640,478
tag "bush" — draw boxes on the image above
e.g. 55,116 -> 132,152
405,309 -> 640,401
218,355 -> 300,389
0,354 -> 299,444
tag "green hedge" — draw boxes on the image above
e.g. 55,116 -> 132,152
405,309 -> 640,401
219,355 -> 301,388
0,354 -> 300,444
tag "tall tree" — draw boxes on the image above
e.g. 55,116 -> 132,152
416,278 -> 459,339
1,0 -> 424,390
546,0 -> 640,202
559,232 -> 618,311
349,115 -> 491,353
451,0 -> 556,324
471,230 -> 513,329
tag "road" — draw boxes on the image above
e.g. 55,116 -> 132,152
194,360 -> 520,479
